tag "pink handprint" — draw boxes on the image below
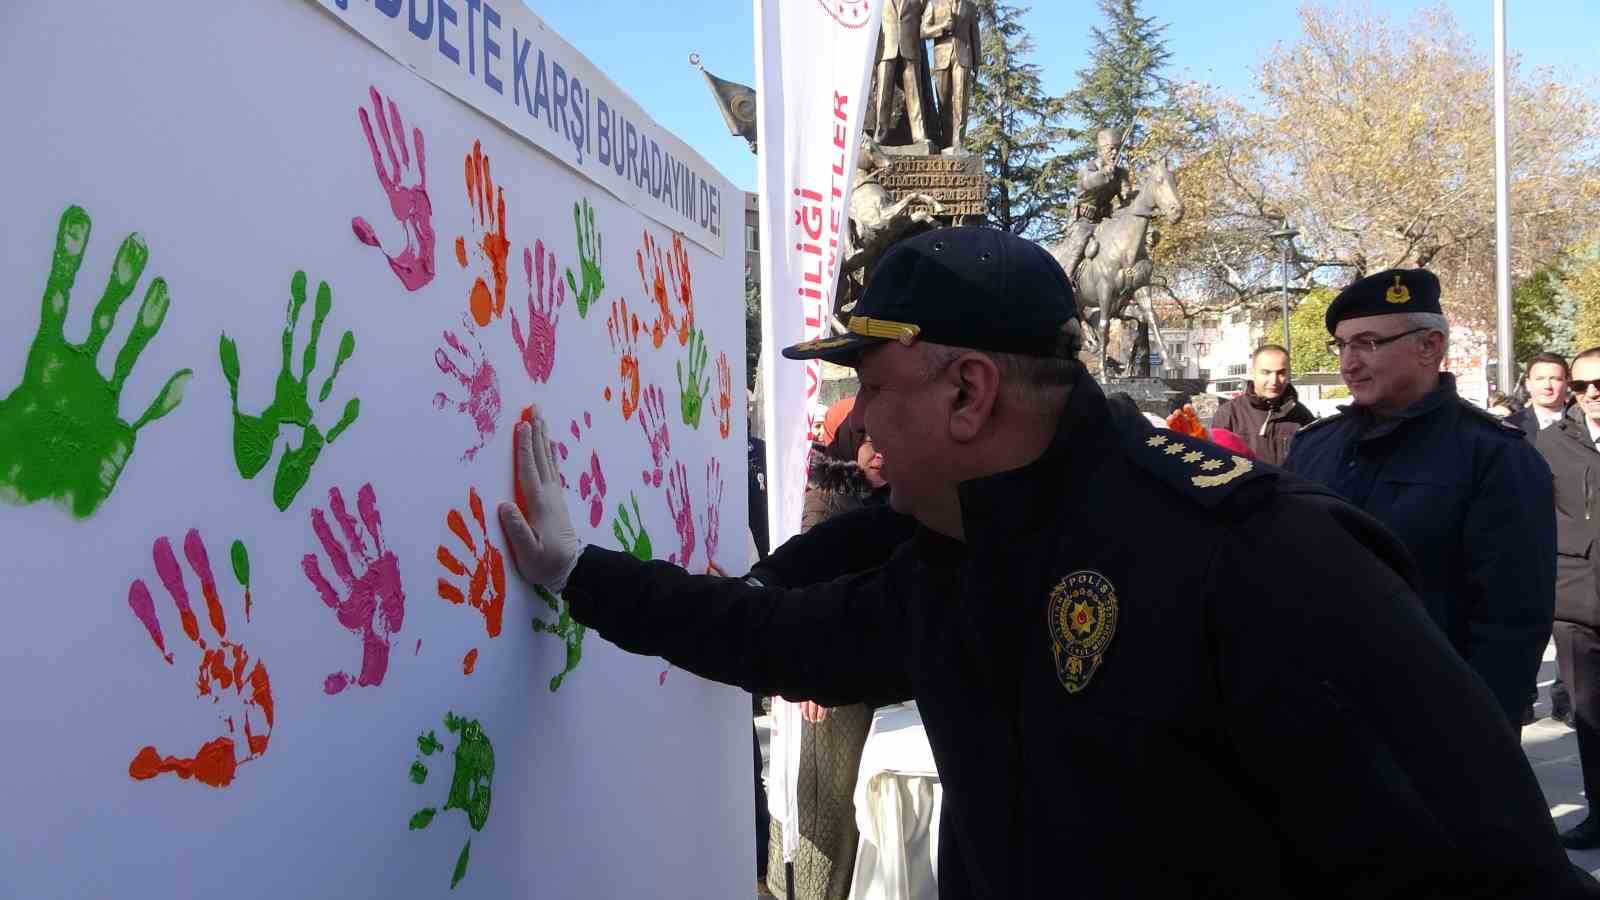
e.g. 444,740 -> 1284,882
570,413 -> 608,528
352,86 -> 435,291
665,460 -> 696,569
702,458 -> 727,576
511,240 -> 564,383
638,384 -> 671,488
301,484 -> 406,695
432,316 -> 502,462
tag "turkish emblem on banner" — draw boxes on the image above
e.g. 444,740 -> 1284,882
816,0 -> 873,27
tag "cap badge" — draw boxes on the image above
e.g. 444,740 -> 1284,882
1385,275 -> 1410,304
1047,570 -> 1119,694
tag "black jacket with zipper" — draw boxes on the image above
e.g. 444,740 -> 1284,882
1210,383 -> 1316,466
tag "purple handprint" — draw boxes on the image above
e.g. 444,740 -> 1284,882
432,316 -> 502,462
569,413 -> 608,528
301,484 -> 406,695
665,460 -> 696,569
638,384 -> 671,488
701,458 -> 726,575
511,240 -> 564,383
352,86 -> 435,291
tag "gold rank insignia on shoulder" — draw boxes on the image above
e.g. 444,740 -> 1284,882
1145,433 -> 1255,489
1047,570 -> 1119,694
1385,274 -> 1410,304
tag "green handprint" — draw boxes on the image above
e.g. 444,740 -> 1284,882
531,585 -> 586,692
563,197 -> 604,318
218,271 -> 359,512
0,205 -> 193,519
409,712 -> 495,891
612,491 -> 653,561
676,329 -> 710,429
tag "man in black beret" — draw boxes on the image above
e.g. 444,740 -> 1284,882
1286,268 -> 1556,732
501,237 -> 1590,895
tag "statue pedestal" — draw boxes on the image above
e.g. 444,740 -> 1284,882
877,151 -> 987,220
881,140 -> 938,156
1102,377 -> 1181,416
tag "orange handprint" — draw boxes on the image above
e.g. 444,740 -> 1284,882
667,233 -> 695,346
436,486 -> 506,675
454,140 -> 511,328
714,351 -> 732,440
635,230 -> 675,349
605,298 -> 642,420
126,530 -> 275,788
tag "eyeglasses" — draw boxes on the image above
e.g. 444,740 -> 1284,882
1571,379 -> 1600,394
1326,327 -> 1429,357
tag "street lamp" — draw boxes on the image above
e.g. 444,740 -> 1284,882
1267,225 -> 1299,356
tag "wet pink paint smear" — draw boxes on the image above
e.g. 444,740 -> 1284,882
416,638 -> 423,655
303,483 -> 406,695
127,580 -> 174,664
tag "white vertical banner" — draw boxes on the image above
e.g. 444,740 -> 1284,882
753,0 -> 883,867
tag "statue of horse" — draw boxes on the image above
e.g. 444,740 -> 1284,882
1050,161 -> 1183,376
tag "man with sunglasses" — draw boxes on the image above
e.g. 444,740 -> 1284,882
1286,268 -> 1556,731
1532,348 -> 1600,847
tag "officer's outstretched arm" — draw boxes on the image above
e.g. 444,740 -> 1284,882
750,504 -> 917,589
1212,492 -> 1578,894
558,545 -> 914,706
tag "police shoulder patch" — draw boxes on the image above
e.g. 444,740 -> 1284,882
1047,570 -> 1118,694
1124,427 -> 1276,511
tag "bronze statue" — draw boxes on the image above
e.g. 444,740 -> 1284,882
921,0 -> 979,153
873,0 -> 931,146
1056,128 -> 1134,284
840,137 -> 943,309
1050,159 -> 1184,375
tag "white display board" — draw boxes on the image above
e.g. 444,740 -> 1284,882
0,3 -> 750,897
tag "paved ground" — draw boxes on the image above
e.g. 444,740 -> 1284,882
752,642 -> 1600,891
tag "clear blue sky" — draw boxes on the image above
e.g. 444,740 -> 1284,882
530,1 -> 1600,193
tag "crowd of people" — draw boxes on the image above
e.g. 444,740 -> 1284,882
496,227 -> 1600,897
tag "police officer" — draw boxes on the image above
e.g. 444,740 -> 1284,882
1285,269 -> 1556,728
499,231 -> 1589,896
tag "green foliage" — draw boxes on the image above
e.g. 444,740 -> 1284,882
745,272 -> 761,391
1067,0 -> 1173,153
969,0 -> 1076,241
1512,265 -> 1561,366
1563,243 -> 1600,354
1287,287 -> 1338,374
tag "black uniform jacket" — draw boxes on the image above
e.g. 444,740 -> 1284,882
1537,408 -> 1600,628
1285,374 -> 1557,725
564,373 -> 1589,898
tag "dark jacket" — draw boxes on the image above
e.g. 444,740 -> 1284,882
1210,383 -> 1315,466
1535,408 -> 1600,627
564,372 -> 1588,898
1284,373 -> 1557,726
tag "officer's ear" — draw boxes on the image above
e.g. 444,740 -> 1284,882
947,351 -> 1000,442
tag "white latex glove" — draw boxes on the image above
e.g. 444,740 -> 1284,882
498,415 -> 582,593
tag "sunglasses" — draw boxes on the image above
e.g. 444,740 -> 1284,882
1572,380 -> 1600,393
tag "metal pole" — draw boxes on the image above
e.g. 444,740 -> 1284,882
1493,0 -> 1514,391
1281,240 -> 1291,353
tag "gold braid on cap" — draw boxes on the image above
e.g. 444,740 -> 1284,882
848,315 -> 921,346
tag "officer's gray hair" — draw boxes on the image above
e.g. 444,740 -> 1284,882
920,322 -> 1085,404
1400,312 -> 1451,356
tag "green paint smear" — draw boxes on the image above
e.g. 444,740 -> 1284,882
676,329 -> 709,429
219,270 -> 359,512
0,204 -> 192,519
230,540 -> 251,587
564,198 -> 604,318
532,586 -> 587,692
408,712 -> 494,888
418,730 -> 443,755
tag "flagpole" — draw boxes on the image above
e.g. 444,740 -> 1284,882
1493,0 -> 1513,391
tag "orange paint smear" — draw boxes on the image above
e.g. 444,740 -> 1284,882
463,648 -> 479,675
129,737 -> 239,788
